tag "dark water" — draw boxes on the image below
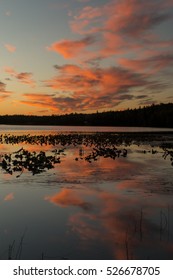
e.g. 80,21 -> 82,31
0,127 -> 173,260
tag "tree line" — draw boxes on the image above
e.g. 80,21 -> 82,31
0,103 -> 173,128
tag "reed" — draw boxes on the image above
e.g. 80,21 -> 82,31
140,209 -> 143,242
7,228 -> 27,260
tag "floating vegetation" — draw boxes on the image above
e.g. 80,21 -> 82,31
77,146 -> 128,163
1,131 -> 173,147
0,132 -> 173,177
0,148 -> 65,177
0,146 -> 128,176
163,149 -> 173,166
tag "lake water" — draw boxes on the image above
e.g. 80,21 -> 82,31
0,126 -> 173,260
1,124 -> 173,132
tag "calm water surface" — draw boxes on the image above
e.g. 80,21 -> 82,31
1,124 -> 173,132
0,126 -> 173,259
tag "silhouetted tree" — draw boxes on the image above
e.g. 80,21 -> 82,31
0,103 -> 173,128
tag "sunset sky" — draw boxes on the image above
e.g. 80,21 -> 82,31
0,0 -> 173,115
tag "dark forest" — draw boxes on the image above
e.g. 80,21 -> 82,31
0,103 -> 173,128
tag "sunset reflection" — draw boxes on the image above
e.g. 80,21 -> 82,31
44,170 -> 173,259
4,192 -> 14,201
0,131 -> 173,259
45,189 -> 92,211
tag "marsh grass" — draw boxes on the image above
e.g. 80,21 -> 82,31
160,206 -> 170,242
7,228 -> 27,260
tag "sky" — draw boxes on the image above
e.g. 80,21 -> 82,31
0,0 -> 173,115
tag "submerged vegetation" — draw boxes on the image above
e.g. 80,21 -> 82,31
0,103 -> 173,128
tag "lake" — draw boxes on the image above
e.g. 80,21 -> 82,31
0,126 -> 173,260
1,124 -> 173,132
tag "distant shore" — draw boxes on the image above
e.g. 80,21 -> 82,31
0,125 -> 173,134
0,103 -> 173,128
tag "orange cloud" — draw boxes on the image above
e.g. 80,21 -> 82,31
69,3 -> 103,35
46,0 -> 173,113
74,6 -> 102,20
104,0 -> 169,38
21,93 -> 59,112
0,95 -> 10,102
71,0 -> 172,36
99,32 -> 143,58
119,54 -> 173,74
4,67 -> 35,87
44,64 -> 149,112
0,82 -> 8,92
0,81 -> 12,99
69,0 -> 173,61
47,36 -> 94,59
4,44 -> 16,53
48,64 -> 147,91
8,0 -> 172,113
34,56 -> 172,113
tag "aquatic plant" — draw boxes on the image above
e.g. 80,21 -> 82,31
0,132 -> 173,177
1,131 -> 173,147
162,149 -> 173,166
0,148 -> 65,177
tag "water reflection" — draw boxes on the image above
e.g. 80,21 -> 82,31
45,189 -> 92,211
4,193 -> 14,201
1,125 -> 173,132
48,186 -> 172,259
0,131 -> 173,259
